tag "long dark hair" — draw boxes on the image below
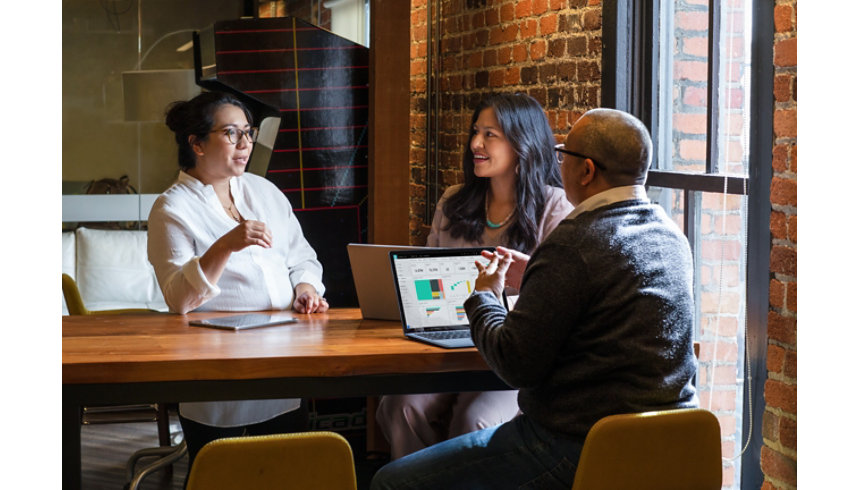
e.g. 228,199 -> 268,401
442,93 -> 562,253
164,91 -> 253,171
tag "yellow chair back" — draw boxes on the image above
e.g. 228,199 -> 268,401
571,408 -> 721,490
62,273 -> 154,315
187,431 -> 358,490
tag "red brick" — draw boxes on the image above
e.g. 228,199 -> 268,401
767,311 -> 797,345
568,35 -> 588,56
588,36 -> 602,56
471,11 -> 485,29
501,2 -> 515,22
700,291 -> 741,315
683,86 -> 707,107
540,13 -> 559,34
774,109 -> 797,138
676,11 -> 708,31
769,277 -> 785,309
582,9 -> 601,30
520,18 -> 538,38
484,48 -> 498,66
770,245 -> 796,276
779,416 -> 797,450
761,445 -> 797,486
673,113 -> 707,135
770,176 -> 796,207
504,67 -> 521,85
697,340 -> 739,363
530,40 -> 547,61
700,316 -> 738,337
577,60 -> 600,81
774,5 -> 794,33
410,59 -> 426,75
683,36 -> 708,57
762,410 -> 778,442
774,37 -> 797,67
786,280 -> 796,313
512,43 -> 528,62
772,144 -> 789,173
717,414 -> 736,437
773,74 -> 792,102
674,60 -> 708,82
697,389 -> 737,411
532,0 -> 548,15
764,379 -> 797,414
489,69 -> 505,87
766,344 -> 785,373
486,7 -> 500,27
790,144 -> 797,173
515,0 -> 531,18
679,139 -> 706,161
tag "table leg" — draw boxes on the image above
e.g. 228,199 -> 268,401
63,402 -> 82,490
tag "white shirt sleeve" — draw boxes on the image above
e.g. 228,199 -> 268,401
147,196 -> 221,314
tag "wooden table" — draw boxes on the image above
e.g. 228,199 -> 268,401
63,308 -> 507,489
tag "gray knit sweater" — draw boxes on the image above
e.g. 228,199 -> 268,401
464,199 -> 698,440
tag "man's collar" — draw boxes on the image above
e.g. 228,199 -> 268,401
568,185 -> 649,220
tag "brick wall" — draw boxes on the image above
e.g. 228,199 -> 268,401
401,1 -> 796,488
408,0 -> 603,244
762,1 -> 797,488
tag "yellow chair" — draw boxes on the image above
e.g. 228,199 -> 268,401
571,408 -> 722,490
187,431 -> 358,490
62,273 -> 156,316
63,273 -> 186,489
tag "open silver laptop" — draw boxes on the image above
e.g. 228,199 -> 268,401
347,243 -> 432,320
389,247 -> 502,349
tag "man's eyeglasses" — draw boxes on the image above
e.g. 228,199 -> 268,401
210,127 -> 258,145
554,143 -> 606,170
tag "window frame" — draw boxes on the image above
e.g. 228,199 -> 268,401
602,1 -> 773,487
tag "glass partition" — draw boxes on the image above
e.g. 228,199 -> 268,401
62,0 -> 369,228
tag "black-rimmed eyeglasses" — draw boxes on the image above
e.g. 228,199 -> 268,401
554,143 -> 606,170
210,127 -> 258,145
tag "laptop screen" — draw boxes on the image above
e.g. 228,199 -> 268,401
390,248 -> 493,332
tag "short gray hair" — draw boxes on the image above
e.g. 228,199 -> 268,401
575,108 -> 652,185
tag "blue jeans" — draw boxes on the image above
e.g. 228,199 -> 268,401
370,414 -> 583,490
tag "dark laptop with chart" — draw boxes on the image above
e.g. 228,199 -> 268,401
389,247 -> 500,349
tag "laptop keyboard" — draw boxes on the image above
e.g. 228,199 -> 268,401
420,330 -> 471,340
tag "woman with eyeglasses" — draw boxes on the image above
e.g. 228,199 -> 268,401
376,93 -> 573,460
147,91 -> 327,481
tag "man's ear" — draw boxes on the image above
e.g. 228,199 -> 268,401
579,159 -> 597,186
189,135 -> 204,156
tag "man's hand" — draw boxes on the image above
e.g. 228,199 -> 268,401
480,246 -> 530,290
474,251 -> 513,300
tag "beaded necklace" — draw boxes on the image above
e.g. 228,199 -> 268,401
484,194 -> 516,229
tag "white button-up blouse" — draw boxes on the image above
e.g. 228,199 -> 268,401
147,170 -> 325,426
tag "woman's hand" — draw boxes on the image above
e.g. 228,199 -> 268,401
293,283 -> 329,313
219,220 -> 273,252
474,251 -> 513,300
200,220 -> 272,285
480,246 -> 530,290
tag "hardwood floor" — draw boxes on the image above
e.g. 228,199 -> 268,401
79,409 -> 388,489
81,416 -> 187,490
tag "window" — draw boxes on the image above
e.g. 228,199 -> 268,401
603,1 -> 773,488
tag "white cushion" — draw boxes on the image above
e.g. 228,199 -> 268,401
75,228 -> 167,311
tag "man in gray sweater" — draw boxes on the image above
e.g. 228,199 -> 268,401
371,108 -> 698,490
